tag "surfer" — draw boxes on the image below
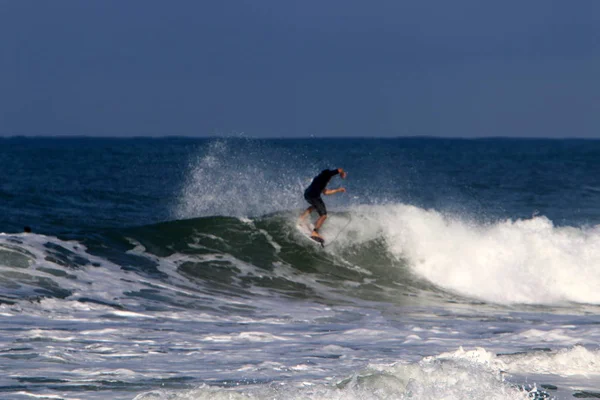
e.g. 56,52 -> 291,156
299,168 -> 347,243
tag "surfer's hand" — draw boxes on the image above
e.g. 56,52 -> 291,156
339,188 -> 346,193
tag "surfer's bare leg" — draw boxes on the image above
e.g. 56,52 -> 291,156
298,206 -> 314,225
312,215 -> 327,238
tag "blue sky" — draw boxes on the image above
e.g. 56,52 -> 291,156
1,1 -> 599,137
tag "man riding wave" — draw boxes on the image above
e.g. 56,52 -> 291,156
298,168 -> 347,242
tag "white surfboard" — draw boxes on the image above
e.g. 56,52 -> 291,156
296,223 -> 325,248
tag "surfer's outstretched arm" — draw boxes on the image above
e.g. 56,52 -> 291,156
323,188 -> 346,195
322,169 -> 346,195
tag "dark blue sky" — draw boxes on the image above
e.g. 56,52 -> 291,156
1,1 -> 599,137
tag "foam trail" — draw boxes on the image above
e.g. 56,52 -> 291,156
133,347 -> 544,400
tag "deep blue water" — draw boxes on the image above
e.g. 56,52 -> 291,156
2,137 -> 599,235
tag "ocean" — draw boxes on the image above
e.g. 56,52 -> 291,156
0,137 -> 599,400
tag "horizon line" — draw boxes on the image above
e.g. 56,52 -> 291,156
1,134 -> 599,140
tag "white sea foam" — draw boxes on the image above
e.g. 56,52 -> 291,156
337,204 -> 600,305
133,348 -> 537,400
0,233 -> 150,309
503,346 -> 600,376
134,346 -> 600,399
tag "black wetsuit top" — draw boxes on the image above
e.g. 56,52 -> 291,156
304,169 -> 340,198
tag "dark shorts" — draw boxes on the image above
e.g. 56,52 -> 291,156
304,194 -> 327,216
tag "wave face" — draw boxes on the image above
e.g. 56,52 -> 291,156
0,211 -> 412,310
2,137 -> 600,399
3,204 -> 600,312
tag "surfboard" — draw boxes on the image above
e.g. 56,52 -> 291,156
296,223 -> 325,248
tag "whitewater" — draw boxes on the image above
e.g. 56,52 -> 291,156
0,137 -> 599,399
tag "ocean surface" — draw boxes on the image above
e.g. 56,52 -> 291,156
1,137 -> 600,400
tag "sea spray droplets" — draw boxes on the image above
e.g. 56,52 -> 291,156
175,139 -> 309,219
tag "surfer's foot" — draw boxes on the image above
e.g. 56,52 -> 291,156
310,231 -> 325,247
310,230 -> 322,240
